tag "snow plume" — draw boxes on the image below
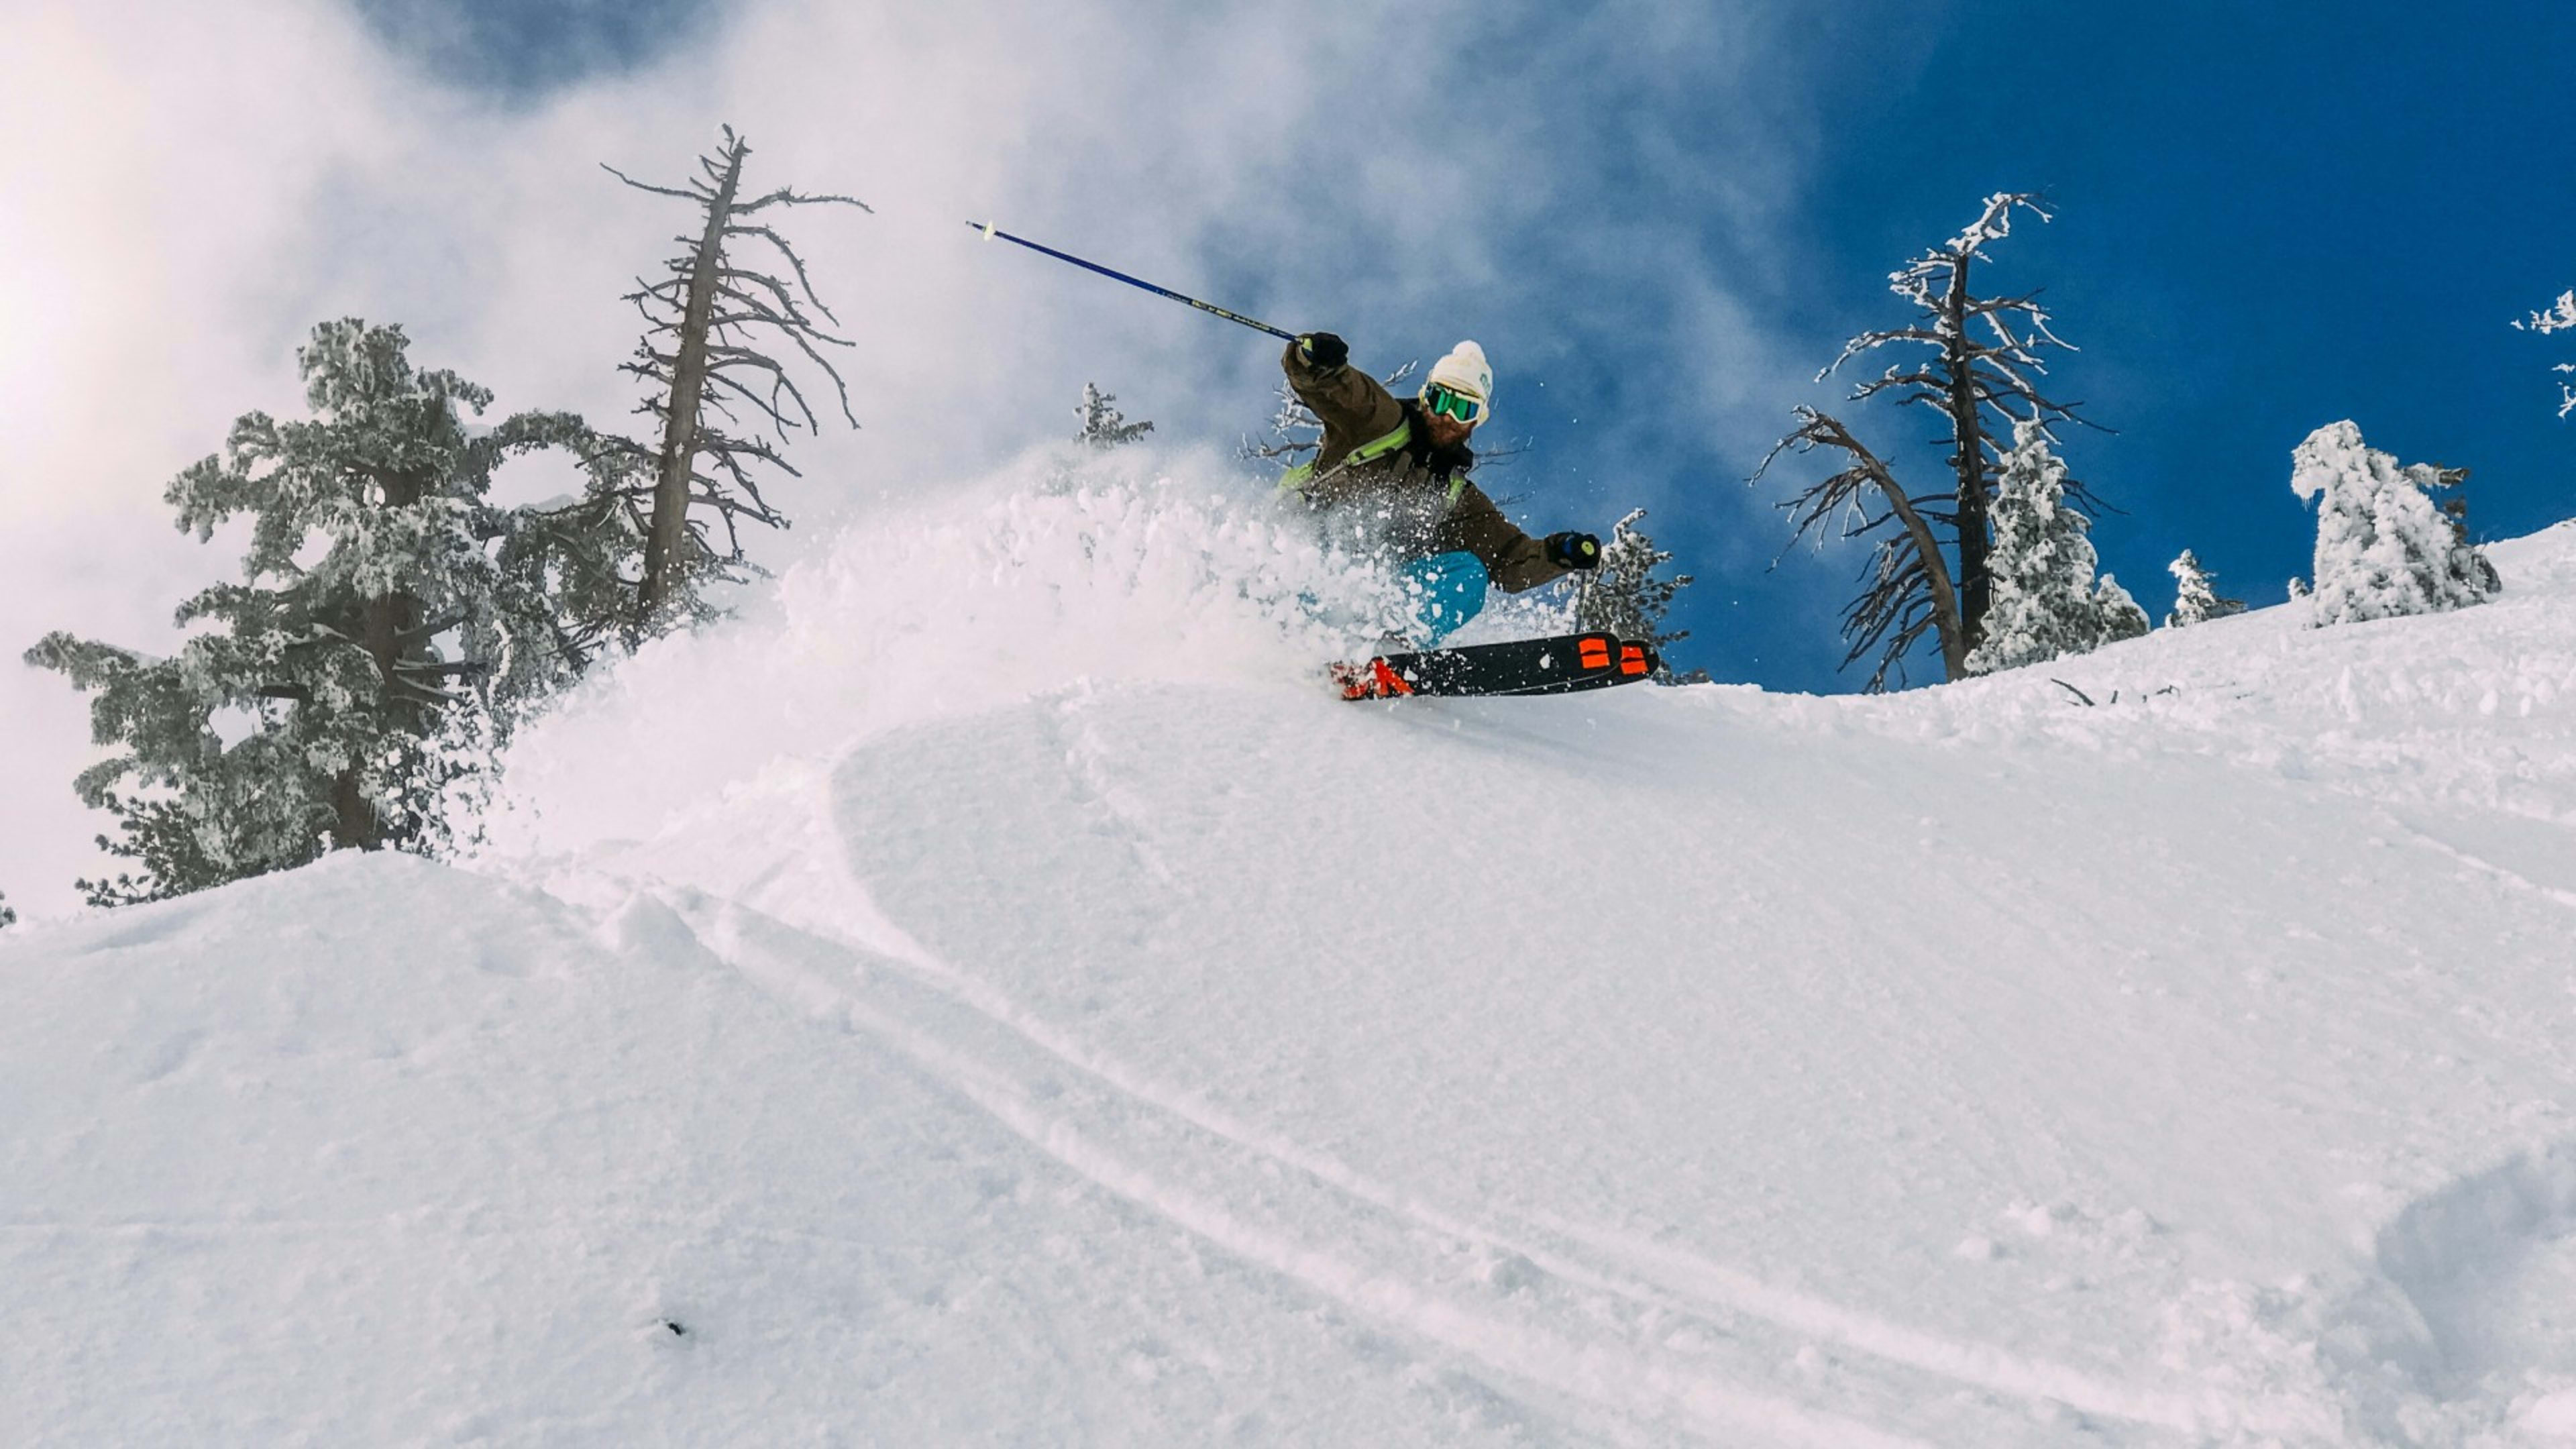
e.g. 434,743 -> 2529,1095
484,446 -> 1431,855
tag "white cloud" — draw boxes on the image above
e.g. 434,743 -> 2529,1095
0,0 -> 1819,917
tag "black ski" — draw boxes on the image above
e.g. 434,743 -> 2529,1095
1331,633 -> 1660,700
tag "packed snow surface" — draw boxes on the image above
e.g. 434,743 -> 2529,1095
7,449 -> 2575,1446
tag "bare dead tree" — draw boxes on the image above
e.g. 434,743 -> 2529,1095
1754,407 -> 1967,689
1758,192 -> 2106,689
603,125 -> 869,629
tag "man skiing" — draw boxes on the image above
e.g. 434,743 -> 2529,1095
1281,331 -> 1599,643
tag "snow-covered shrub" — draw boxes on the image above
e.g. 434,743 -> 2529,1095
2165,549 -> 2246,627
1571,507 -> 1692,653
1075,382 -> 1154,448
1964,421 -> 2147,674
2289,421 -> 2499,627
2094,575 -> 2151,645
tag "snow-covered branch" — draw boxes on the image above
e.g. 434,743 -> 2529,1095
2520,290 -> 2576,335
2515,290 -> 2576,419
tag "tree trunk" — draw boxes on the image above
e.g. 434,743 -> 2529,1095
329,768 -> 378,852
1943,261 -> 1992,647
637,139 -> 747,625
333,466 -> 429,851
1810,411 -> 1970,682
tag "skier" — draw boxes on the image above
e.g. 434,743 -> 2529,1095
1281,332 -> 1599,643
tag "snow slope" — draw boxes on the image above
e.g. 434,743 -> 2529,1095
6,449 -> 2574,1447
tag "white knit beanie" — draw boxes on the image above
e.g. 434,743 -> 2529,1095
1423,340 -> 1493,415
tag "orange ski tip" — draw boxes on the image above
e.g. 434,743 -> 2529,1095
1330,657 -> 1413,699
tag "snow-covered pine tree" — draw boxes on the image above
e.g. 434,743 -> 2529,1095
602,125 -> 869,633
0,891 -> 15,930
2515,288 -> 2576,419
2290,420 -> 2500,627
1571,508 -> 1693,657
1075,383 -> 1154,448
24,319 -> 600,906
1963,420 -> 2146,675
2164,549 -> 2246,627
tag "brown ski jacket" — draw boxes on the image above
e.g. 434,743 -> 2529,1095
1279,340 -> 1568,592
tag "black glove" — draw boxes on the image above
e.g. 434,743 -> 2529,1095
1297,332 -> 1349,370
1546,532 -> 1602,571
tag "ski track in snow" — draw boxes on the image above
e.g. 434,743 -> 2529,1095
587,737 -> 2312,1449
661,886 -> 1977,1448
2381,810 -> 2576,913
629,847 -> 2448,1446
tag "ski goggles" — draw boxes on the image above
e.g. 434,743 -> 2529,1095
1421,382 -> 1485,425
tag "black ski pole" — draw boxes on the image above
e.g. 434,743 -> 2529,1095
965,221 -> 1296,341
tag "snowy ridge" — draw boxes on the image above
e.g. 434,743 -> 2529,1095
1845,521 -> 2576,827
7,454 -> 2575,1446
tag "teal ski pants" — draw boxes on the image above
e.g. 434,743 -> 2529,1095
1399,550 -> 1489,645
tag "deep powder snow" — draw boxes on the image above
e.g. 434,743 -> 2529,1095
6,449 -> 2574,1446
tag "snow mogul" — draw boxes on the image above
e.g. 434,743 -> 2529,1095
1279,331 -> 1600,644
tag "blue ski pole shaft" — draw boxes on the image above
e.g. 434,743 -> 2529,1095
966,221 -> 1296,341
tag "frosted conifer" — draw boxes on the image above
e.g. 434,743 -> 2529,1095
0,891 -> 14,930
2289,421 -> 2499,627
1964,421 -> 2141,674
1075,383 -> 1154,448
1572,508 -> 1692,655
2095,574 -> 2151,644
25,319 -> 602,906
2165,549 -> 2246,628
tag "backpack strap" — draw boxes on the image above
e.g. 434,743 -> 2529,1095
1279,418 -> 1413,495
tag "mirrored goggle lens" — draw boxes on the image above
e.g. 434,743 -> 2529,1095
1426,385 -> 1483,423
